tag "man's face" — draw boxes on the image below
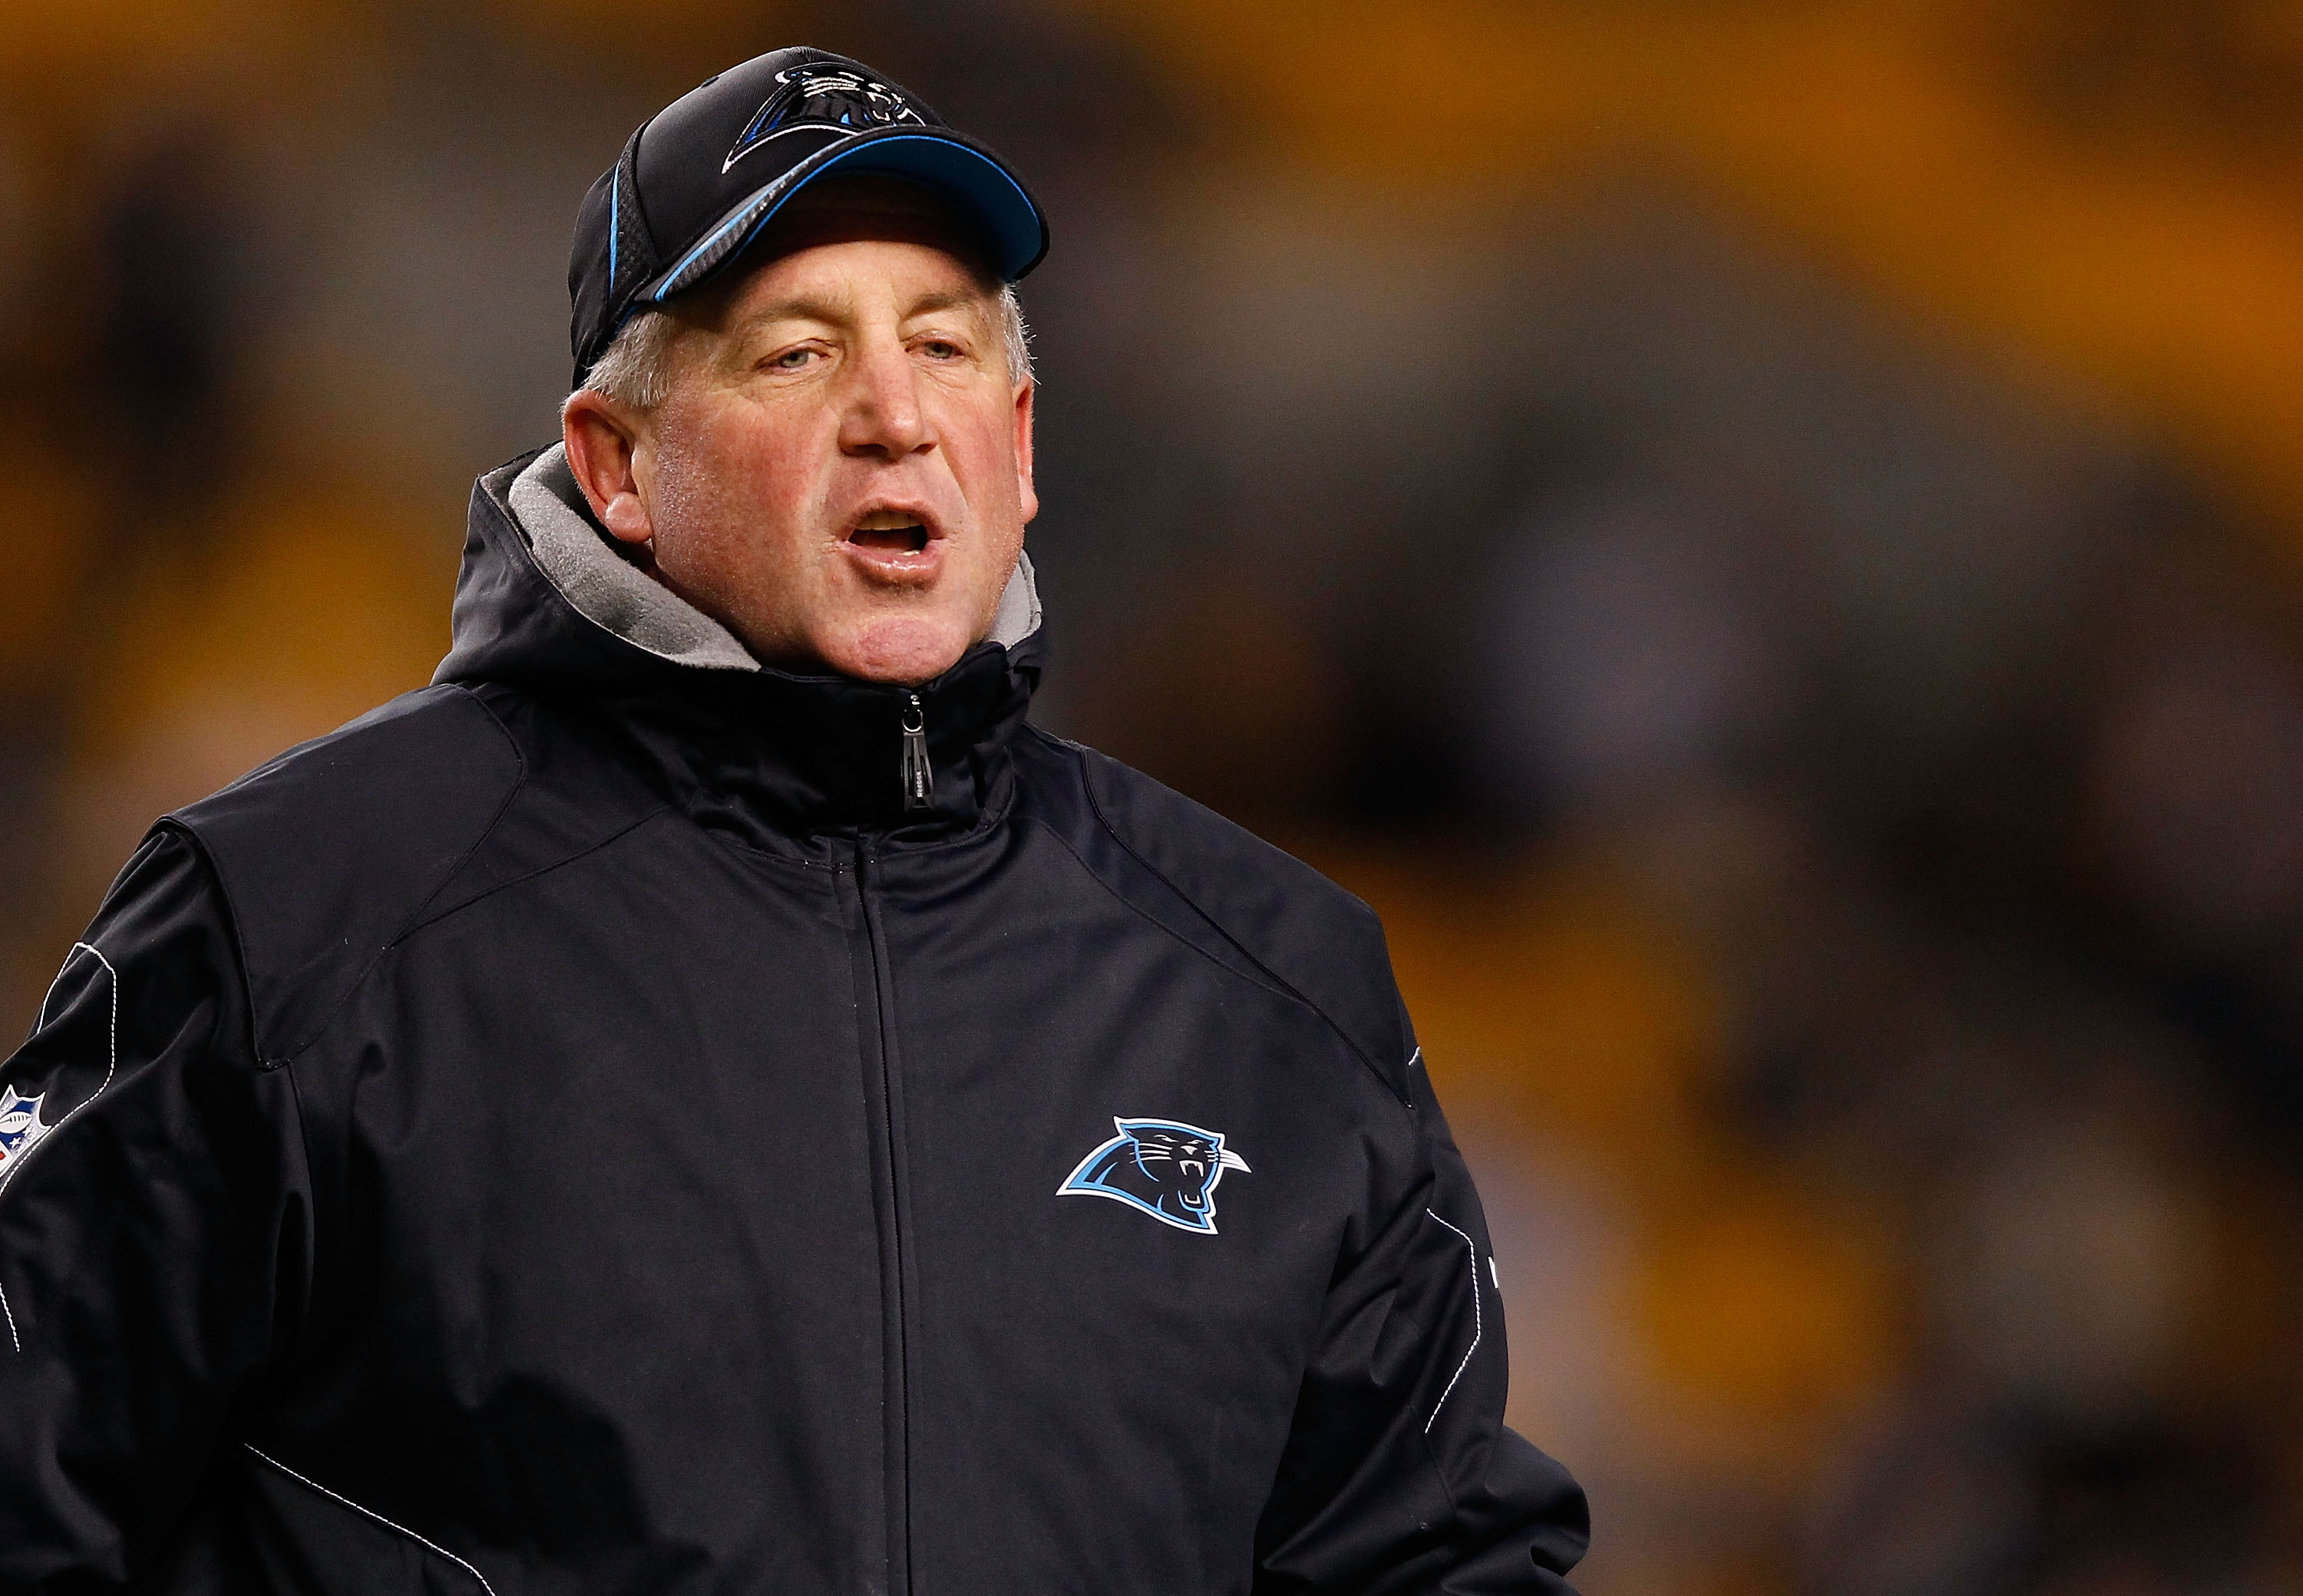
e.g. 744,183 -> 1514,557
567,193 -> 1036,685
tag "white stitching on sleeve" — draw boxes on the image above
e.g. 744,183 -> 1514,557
0,942 -> 121,1204
246,1445 -> 499,1596
1422,1208 -> 1483,1432
0,943 -> 119,1353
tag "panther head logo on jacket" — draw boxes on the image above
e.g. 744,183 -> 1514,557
1059,1118 -> 1251,1234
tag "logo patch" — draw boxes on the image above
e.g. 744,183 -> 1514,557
725,64 -> 927,172
1059,1118 -> 1250,1234
0,1085 -> 51,1173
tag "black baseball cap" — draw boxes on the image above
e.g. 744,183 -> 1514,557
568,48 -> 1048,388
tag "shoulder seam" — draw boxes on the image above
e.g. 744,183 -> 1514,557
1016,811 -> 1313,1022
1047,732 -> 1413,1109
400,684 -> 532,935
150,820 -> 267,1070
276,685 -> 529,1062
396,804 -> 670,943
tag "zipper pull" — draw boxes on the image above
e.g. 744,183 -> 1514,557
899,692 -> 933,811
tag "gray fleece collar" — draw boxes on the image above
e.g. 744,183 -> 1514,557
507,444 -> 1042,672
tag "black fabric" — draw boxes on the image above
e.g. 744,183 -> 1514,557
0,453 -> 1589,1593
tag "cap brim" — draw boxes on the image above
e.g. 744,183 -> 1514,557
639,126 -> 1046,307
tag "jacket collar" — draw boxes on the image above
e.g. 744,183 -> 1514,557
434,445 -> 1044,841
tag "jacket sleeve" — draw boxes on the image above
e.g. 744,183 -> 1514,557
0,825 -> 309,1588
1254,1032 -> 1590,1594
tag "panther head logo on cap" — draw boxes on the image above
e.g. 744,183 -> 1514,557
1059,1117 -> 1251,1234
725,63 -> 928,173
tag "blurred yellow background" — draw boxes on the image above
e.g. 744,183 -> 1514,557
9,4 -> 2303,1592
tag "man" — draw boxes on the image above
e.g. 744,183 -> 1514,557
0,48 -> 1588,1594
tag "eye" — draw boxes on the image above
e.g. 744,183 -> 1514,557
764,345 -> 818,372
920,338 -> 963,360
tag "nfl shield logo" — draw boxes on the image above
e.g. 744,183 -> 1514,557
0,1085 -> 51,1172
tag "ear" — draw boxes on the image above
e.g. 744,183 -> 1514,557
562,388 -> 657,547
1013,378 -> 1038,527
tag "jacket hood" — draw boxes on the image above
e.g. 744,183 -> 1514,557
434,444 -> 1046,837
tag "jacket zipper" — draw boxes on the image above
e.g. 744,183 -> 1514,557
898,692 -> 932,811
851,840 -> 913,1596
855,694 -> 929,1588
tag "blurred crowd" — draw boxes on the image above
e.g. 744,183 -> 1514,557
10,2 -> 2303,1592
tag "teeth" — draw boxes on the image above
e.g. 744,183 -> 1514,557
854,511 -> 924,533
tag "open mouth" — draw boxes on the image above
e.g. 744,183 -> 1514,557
847,509 -> 933,554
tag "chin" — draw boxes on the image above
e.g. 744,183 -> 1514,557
820,615 -> 975,686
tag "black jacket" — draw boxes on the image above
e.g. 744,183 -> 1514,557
0,448 -> 1588,1594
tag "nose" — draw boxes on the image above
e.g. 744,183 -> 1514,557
838,339 -> 934,461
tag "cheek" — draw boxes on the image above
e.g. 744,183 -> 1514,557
656,406 -> 819,545
942,402 -> 1026,507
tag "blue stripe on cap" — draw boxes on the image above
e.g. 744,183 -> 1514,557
652,179 -> 787,299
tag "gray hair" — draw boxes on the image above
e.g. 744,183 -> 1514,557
580,283 -> 1033,412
